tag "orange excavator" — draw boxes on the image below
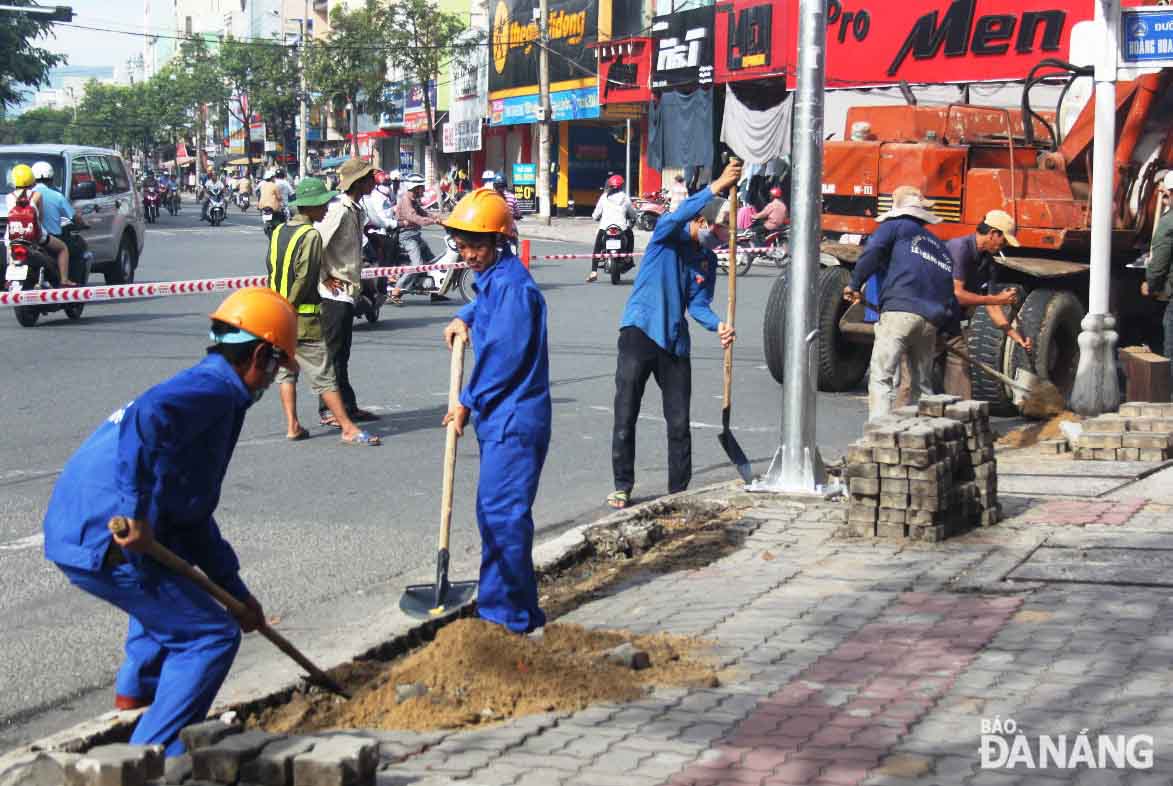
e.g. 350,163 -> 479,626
763,62 -> 1171,411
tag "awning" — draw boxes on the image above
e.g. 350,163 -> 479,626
319,155 -> 349,169
225,156 -> 255,166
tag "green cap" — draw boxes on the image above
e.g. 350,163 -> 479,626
289,177 -> 337,208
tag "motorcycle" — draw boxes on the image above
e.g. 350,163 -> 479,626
356,226 -> 391,324
633,189 -> 669,231
142,184 -> 160,224
164,184 -> 180,216
235,191 -> 251,212
386,228 -> 476,304
4,221 -> 93,327
716,228 -> 756,276
262,206 -> 289,237
598,223 -> 636,285
206,186 -> 227,226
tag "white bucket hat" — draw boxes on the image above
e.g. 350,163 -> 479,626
878,185 -> 940,224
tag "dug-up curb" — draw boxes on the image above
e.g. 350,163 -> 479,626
0,481 -> 743,773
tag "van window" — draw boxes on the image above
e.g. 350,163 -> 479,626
0,153 -> 66,195
108,156 -> 131,192
70,157 -> 92,193
86,156 -> 114,195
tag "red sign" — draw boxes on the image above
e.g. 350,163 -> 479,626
714,0 -> 788,84
595,37 -> 652,104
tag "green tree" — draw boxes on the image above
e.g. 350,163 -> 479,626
219,36 -> 299,167
0,107 -> 72,144
304,0 -> 387,156
381,0 -> 473,183
0,1 -> 68,111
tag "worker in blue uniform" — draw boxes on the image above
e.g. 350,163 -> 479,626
42,287 -> 298,757
606,159 -> 740,509
441,189 -> 551,634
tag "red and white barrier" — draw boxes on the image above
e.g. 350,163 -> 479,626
531,246 -> 776,261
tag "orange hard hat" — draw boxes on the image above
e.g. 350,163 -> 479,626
443,189 -> 512,235
208,287 -> 297,366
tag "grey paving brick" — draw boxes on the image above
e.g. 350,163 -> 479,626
292,736 -> 378,786
190,728 -> 278,783
241,736 -> 315,786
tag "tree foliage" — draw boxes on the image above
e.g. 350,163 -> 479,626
0,0 -> 68,110
0,107 -> 72,144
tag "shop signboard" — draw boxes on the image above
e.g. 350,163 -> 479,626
489,0 -> 598,94
445,31 -> 489,152
400,149 -> 415,173
379,84 -> 405,128
596,37 -> 652,103
713,0 -> 788,83
489,85 -> 599,126
249,119 -> 266,143
650,6 -> 715,89
404,82 -> 437,135
512,162 -> 538,213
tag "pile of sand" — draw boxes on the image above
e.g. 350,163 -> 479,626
253,619 -> 716,734
996,411 -> 1081,449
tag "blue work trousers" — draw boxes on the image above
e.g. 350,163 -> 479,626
475,433 -> 549,634
57,561 -> 241,757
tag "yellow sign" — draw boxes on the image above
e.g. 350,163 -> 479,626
492,0 -> 587,75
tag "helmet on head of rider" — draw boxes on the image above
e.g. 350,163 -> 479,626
769,186 -> 782,199
492,173 -> 507,190
404,173 -> 426,191
11,164 -> 34,188
606,174 -> 624,192
31,161 -> 54,182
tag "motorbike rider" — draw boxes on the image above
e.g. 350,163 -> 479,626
6,163 -> 74,286
32,160 -> 83,285
201,169 -> 227,223
258,168 -> 286,223
235,171 -> 253,205
361,169 -> 398,268
391,173 -> 439,305
274,168 -> 295,208
750,186 -> 789,248
588,174 -> 638,283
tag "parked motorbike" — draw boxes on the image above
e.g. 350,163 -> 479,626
355,227 -> 391,324
598,223 -> 636,285
143,184 -> 160,224
235,191 -> 251,212
633,189 -> 669,231
206,186 -> 227,227
715,228 -> 756,276
387,228 -> 475,303
4,222 -> 93,327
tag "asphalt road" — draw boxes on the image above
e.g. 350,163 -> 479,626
0,204 -> 867,752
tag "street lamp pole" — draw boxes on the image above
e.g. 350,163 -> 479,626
298,1 -> 309,178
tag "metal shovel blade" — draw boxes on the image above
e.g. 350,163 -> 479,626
718,407 -> 753,483
399,580 -> 478,620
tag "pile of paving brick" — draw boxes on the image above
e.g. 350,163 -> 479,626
1073,402 -> 1173,461
1,719 -> 382,786
843,395 -> 999,542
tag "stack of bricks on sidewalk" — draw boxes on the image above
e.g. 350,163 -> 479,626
844,394 -> 999,542
1072,401 -> 1173,461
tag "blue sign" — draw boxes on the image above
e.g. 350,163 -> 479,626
512,163 -> 537,213
1122,9 -> 1173,63
489,86 -> 599,127
512,163 -> 536,185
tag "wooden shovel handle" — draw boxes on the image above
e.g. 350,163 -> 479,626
723,169 -> 738,410
439,335 -> 467,552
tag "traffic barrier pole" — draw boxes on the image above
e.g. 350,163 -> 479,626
521,238 -> 531,269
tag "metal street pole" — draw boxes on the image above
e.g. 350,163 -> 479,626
1069,0 -> 1121,416
751,0 -> 828,493
624,117 -> 632,196
298,2 -> 309,178
537,0 -> 552,224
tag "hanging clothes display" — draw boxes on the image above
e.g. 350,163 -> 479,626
648,89 -> 714,171
720,86 -> 793,165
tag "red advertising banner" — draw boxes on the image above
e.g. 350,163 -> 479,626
714,0 -> 789,84
595,37 -> 653,103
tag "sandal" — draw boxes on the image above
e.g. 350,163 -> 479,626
390,295 -> 405,306
286,427 -> 310,441
606,490 -> 629,509
586,272 -> 598,283
341,430 -> 381,446
319,415 -> 341,429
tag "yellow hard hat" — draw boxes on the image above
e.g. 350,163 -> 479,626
443,189 -> 512,235
11,164 -> 34,188
208,287 -> 297,367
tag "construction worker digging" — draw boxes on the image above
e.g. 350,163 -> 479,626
41,288 -> 298,756
442,190 -> 552,634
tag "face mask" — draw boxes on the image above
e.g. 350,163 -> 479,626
697,228 -> 722,250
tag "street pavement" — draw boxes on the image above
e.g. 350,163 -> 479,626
369,470 -> 1173,786
0,204 -> 869,752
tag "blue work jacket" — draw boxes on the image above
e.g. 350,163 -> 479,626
456,253 -> 552,441
619,187 -> 722,358
43,354 -> 253,599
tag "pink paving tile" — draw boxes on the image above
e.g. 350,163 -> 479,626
813,762 -> 876,785
767,758 -> 825,783
726,735 -> 804,752
852,725 -> 905,748
777,717 -> 825,737
740,749 -> 791,774
807,726 -> 857,747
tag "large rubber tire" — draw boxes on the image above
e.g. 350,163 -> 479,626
1008,288 -> 1085,401
816,265 -> 870,392
14,306 -> 38,327
64,303 -> 84,320
763,264 -> 791,384
611,259 -> 622,285
966,303 -> 1013,414
104,237 -> 135,285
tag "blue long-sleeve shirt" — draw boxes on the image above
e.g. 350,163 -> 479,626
848,216 -> 957,330
34,182 -> 75,236
455,253 -> 552,441
43,354 -> 254,599
619,186 -> 721,357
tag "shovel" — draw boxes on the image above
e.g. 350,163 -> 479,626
106,517 -> 351,700
718,172 -> 753,483
399,335 -> 479,620
944,342 -> 1065,419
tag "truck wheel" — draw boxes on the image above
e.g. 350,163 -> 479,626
966,303 -> 1013,414
763,264 -> 790,384
1008,288 -> 1085,401
816,265 -> 869,391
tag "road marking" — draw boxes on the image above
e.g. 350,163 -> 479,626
587,405 -> 774,432
0,534 -> 44,552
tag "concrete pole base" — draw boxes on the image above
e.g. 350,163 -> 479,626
1069,313 -> 1121,416
747,442 -> 835,495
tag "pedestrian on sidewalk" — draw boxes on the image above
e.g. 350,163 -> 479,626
606,159 -> 740,510
844,185 -> 958,420
41,288 -> 297,757
315,158 -> 381,427
269,177 -> 380,446
442,190 -> 551,634
1145,172 -> 1173,380
943,209 -> 1032,398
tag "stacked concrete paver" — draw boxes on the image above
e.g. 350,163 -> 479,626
844,395 -> 999,541
1074,402 -> 1173,461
